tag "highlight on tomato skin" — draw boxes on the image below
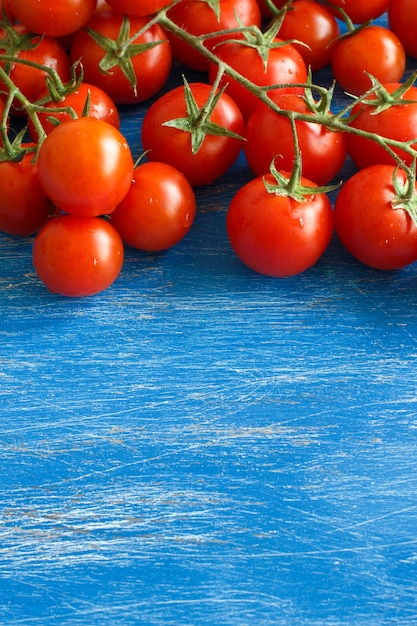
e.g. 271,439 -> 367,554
8,0 -> 97,37
32,215 -> 125,298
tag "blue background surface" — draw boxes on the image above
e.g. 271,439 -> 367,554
2,10 -> 417,626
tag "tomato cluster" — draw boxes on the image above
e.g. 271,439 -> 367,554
1,0 -> 417,296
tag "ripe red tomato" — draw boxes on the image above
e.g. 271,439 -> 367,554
334,164 -> 417,270
70,12 -> 172,105
28,82 -> 120,141
8,0 -> 96,37
105,0 -> 172,16
388,0 -> 417,59
226,172 -> 334,277
0,149 -> 51,236
208,38 -> 308,120
331,26 -> 406,96
277,0 -> 340,71
326,0 -> 389,23
166,0 -> 261,71
0,0 -> 14,22
110,162 -> 196,251
32,215 -> 124,297
346,83 -> 417,170
0,27 -> 71,115
141,82 -> 245,187
244,93 -> 347,185
37,117 -> 134,217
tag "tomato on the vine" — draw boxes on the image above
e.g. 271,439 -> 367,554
334,164 -> 417,270
32,214 -> 124,297
208,36 -> 308,120
28,82 -> 120,141
37,117 -> 134,217
70,12 -> 172,105
346,82 -> 417,170
110,162 -> 196,252
388,0 -> 417,59
326,0 -> 390,23
8,0 -> 97,37
0,148 -> 51,236
166,0 -> 261,72
226,170 -> 334,277
331,26 -> 406,96
277,0 -> 340,71
244,93 -> 347,185
141,81 -> 245,186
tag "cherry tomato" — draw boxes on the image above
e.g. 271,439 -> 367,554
28,82 -> 120,141
110,162 -> 196,251
277,0 -> 340,71
0,149 -> 51,236
331,26 -> 406,96
334,164 -> 417,270
105,0 -> 172,16
8,0 -> 97,37
166,0 -> 261,72
0,0 -> 14,22
244,93 -> 347,185
32,214 -> 124,297
0,26 -> 71,115
326,0 -> 389,23
141,82 -> 245,187
346,83 -> 417,170
388,0 -> 417,59
70,12 -> 172,105
208,38 -> 308,120
37,117 -> 134,217
226,172 -> 334,277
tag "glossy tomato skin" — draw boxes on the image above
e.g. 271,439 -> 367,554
70,12 -> 172,105
331,26 -> 406,96
166,0 -> 261,71
32,215 -> 124,297
110,162 -> 196,251
334,165 -> 417,270
141,82 -> 245,187
37,117 -> 134,217
105,0 -> 172,16
346,83 -> 417,170
277,0 -> 340,71
0,150 -> 51,236
388,0 -> 417,59
326,0 -> 389,23
0,27 -> 71,115
28,82 -> 120,141
208,39 -> 307,120
8,0 -> 97,37
226,173 -> 334,277
244,94 -> 347,185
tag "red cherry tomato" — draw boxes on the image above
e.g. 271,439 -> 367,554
326,0 -> 389,23
37,117 -> 134,217
334,164 -> 417,270
8,0 -> 97,37
244,93 -> 347,185
110,162 -> 196,252
32,215 -> 125,297
70,12 -> 172,105
226,172 -> 334,277
331,26 -> 406,96
388,0 -> 417,59
105,0 -> 172,16
141,82 -> 245,187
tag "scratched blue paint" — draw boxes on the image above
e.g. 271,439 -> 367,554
1,11 -> 417,626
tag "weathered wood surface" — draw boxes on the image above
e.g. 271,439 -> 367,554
1,12 -> 417,625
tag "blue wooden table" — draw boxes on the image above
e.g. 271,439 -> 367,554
2,12 -> 417,625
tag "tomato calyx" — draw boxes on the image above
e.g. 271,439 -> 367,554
162,73 -> 244,154
84,14 -> 167,96
356,71 -> 417,115
391,160 -> 417,225
263,113 -> 340,202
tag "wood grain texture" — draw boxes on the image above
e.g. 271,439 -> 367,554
2,12 -> 417,626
